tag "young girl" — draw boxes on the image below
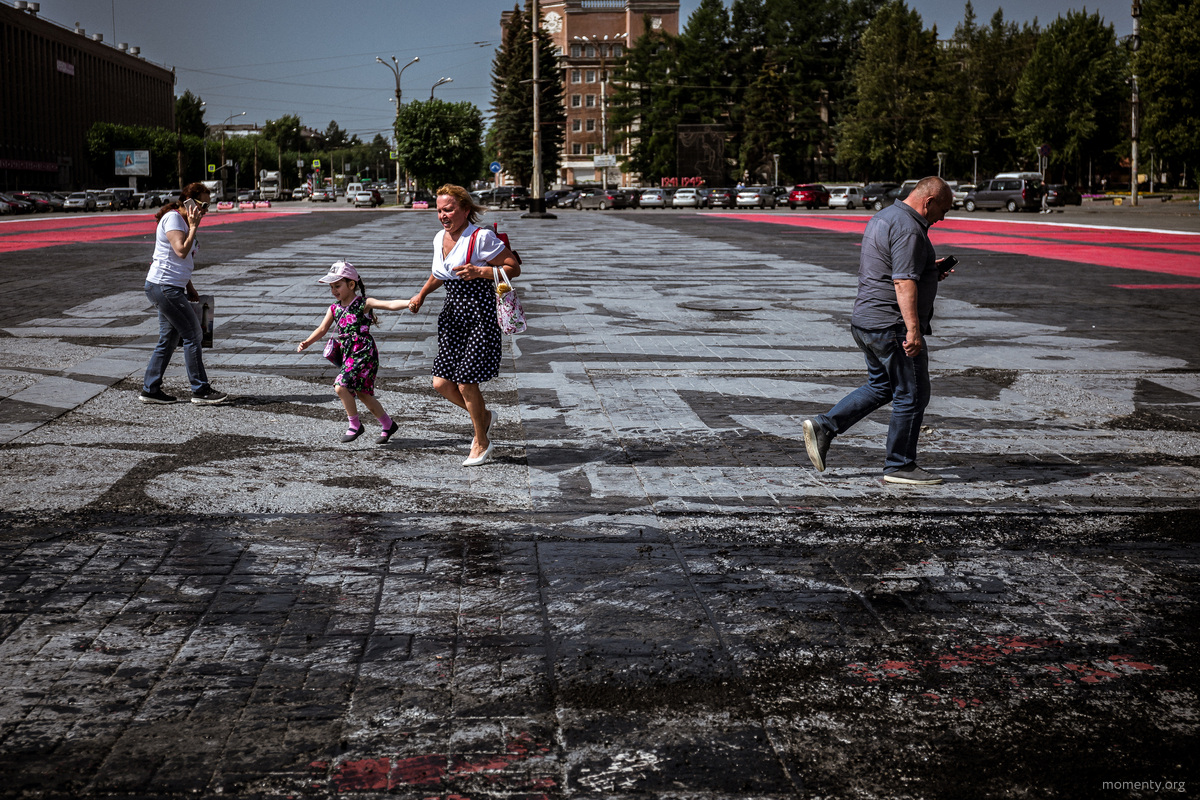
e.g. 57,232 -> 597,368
298,261 -> 408,443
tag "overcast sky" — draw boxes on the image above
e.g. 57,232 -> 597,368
37,0 -> 1136,140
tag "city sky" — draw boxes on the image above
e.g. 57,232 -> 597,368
39,0 -> 1137,140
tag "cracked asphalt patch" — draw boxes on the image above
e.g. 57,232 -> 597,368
1,208 -> 1198,798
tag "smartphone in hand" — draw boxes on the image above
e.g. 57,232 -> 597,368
939,255 -> 959,273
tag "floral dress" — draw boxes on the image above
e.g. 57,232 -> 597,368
331,296 -> 379,395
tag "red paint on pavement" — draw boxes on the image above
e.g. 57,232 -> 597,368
709,213 -> 1200,279
1113,284 -> 1200,289
0,211 -> 301,254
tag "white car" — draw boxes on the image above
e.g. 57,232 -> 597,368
64,192 -> 97,212
292,187 -> 308,200
736,187 -> 777,208
309,188 -> 332,202
354,191 -> 381,208
671,188 -> 702,208
828,186 -> 863,209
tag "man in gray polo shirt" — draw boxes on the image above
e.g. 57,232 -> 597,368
803,176 -> 956,485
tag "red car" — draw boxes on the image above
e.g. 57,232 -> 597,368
788,184 -> 830,210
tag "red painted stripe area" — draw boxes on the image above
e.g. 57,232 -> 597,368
0,212 -> 299,254
708,213 -> 1200,279
1113,284 -> 1200,289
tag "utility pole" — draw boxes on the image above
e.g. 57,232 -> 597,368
1130,0 -> 1141,206
524,0 -> 555,219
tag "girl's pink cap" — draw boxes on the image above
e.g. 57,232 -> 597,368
318,260 -> 358,283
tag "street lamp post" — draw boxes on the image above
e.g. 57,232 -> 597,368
972,150 -> 979,186
378,56 -> 419,205
430,77 -> 453,100
1130,0 -> 1141,206
773,153 -> 779,187
219,111 -> 245,202
937,151 -> 945,178
523,0 -> 555,219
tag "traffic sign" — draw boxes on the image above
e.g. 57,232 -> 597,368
207,164 -> 216,174
490,161 -> 502,174
312,159 -> 321,168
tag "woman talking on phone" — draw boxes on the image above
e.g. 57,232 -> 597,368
139,182 -> 228,405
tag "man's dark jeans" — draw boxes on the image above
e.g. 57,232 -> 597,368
142,281 -> 210,395
814,324 -> 930,473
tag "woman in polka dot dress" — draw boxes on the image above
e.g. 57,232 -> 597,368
407,184 -> 521,467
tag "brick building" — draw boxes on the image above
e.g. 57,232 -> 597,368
504,0 -> 679,187
0,1 -> 174,191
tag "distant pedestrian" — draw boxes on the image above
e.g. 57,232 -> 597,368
407,184 -> 521,467
1040,183 -> 1051,214
139,182 -> 228,405
802,176 -> 956,485
298,261 -> 408,443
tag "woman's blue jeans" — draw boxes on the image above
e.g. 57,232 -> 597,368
814,324 -> 930,473
142,281 -> 210,394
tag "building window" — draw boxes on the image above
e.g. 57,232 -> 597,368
571,69 -> 581,84
586,143 -> 597,155
585,95 -> 596,107
585,44 -> 596,58
572,119 -> 582,132
585,70 -> 596,83
585,119 -> 596,132
572,143 -> 582,155
570,44 -> 581,58
613,45 -> 623,58
571,94 -> 582,108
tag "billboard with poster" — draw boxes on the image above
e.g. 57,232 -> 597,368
114,150 -> 151,176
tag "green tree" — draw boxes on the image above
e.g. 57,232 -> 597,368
175,90 -> 207,137
947,6 -> 1040,179
836,0 -> 939,179
86,123 -> 204,186
1138,0 -> 1200,185
263,115 -> 305,152
321,120 -> 359,149
490,5 -> 565,188
394,99 -> 485,189
1013,10 -> 1126,183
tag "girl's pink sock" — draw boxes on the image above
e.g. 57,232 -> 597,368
346,415 -> 361,434
378,413 -> 393,430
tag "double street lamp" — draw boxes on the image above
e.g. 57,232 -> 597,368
430,76 -> 453,100
377,55 -> 419,204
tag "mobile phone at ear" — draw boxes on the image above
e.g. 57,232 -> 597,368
183,198 -> 198,212
939,255 -> 959,272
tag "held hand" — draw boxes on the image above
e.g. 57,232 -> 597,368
407,294 -> 423,314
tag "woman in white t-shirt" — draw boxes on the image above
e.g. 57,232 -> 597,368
407,184 -> 521,466
139,182 -> 228,405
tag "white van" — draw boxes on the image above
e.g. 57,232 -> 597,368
345,183 -> 363,203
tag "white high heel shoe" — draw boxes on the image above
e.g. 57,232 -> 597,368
463,440 -> 494,467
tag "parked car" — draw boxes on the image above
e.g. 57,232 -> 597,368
575,188 -> 628,210
671,187 -> 703,208
24,191 -> 64,211
788,184 -> 830,210
1045,184 -> 1082,206
0,193 -> 35,214
736,186 -> 777,208
354,189 -> 384,208
105,187 -> 136,209
952,183 -> 974,208
10,192 -> 53,212
861,182 -> 899,209
707,188 -> 738,209
622,188 -> 643,208
292,187 -> 308,200
963,176 -> 1044,212
555,189 -> 583,208
63,191 -> 97,212
638,188 -> 669,209
475,186 -> 527,209
309,187 -> 333,202
94,192 -> 117,211
827,186 -> 864,210
543,189 -> 574,208
237,190 -> 260,202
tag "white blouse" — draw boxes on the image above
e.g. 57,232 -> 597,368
430,224 -> 505,281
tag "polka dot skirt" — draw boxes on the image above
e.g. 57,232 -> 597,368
432,278 -> 501,384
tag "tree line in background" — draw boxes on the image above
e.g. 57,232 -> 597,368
611,0 -> 1199,188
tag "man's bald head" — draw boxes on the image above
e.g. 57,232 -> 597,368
904,176 -> 954,224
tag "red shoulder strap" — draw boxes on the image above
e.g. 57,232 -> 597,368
464,228 -> 481,266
